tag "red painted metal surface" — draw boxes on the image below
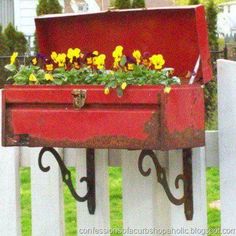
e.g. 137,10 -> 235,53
35,5 -> 212,84
2,85 -> 204,150
2,6 -> 211,150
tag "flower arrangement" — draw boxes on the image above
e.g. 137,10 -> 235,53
5,46 -> 181,96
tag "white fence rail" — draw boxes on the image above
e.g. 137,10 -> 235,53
0,59 -> 235,236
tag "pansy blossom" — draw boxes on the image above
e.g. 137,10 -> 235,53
149,54 -> 165,70
10,52 -> 18,65
112,45 -> 123,69
132,50 -> 142,65
67,48 -> 81,63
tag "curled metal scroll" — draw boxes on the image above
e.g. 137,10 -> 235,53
38,147 -> 96,214
138,149 -> 193,220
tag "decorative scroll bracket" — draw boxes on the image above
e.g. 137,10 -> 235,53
138,149 -> 193,220
38,147 -> 96,215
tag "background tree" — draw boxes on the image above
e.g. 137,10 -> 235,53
115,0 -> 131,9
204,0 -> 218,125
0,24 -> 10,87
36,0 -> 49,16
47,0 -> 63,14
132,0 -> 145,8
207,0 -> 218,50
0,25 -> 9,55
4,23 -> 27,55
188,0 -> 200,4
0,24 -> 27,87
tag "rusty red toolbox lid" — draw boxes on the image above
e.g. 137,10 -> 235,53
35,5 -> 212,84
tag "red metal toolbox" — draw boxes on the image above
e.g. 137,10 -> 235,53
2,5 -> 212,151
1,5 -> 213,220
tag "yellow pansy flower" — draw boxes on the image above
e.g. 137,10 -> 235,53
10,52 -> 18,65
113,60 -> 120,69
112,46 -> 123,68
127,63 -> 134,71
149,54 -> 165,70
121,82 -> 127,90
93,51 -> 99,56
29,73 -> 38,82
87,57 -> 93,65
132,50 -> 141,65
46,63 -> 54,71
164,86 -> 172,94
45,73 -> 54,81
51,52 -> 58,63
94,54 -> 106,70
104,87 -> 110,95
56,53 -> 67,67
32,57 -> 37,65
67,48 -> 81,63
112,46 -> 123,57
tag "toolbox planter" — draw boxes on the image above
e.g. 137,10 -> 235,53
2,5 -> 212,220
3,84 -> 204,150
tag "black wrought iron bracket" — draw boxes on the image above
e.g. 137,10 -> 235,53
138,148 -> 193,220
38,147 -> 96,215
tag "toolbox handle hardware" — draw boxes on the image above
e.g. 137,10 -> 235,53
71,89 -> 87,109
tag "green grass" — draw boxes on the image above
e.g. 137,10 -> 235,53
20,166 -> 221,236
20,167 -> 124,236
207,168 -> 221,235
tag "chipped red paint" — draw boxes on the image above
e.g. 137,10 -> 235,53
3,85 -> 205,150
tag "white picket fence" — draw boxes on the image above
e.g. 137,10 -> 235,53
0,59 -> 235,236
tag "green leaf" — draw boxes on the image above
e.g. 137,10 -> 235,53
5,64 -> 16,72
120,55 -> 127,67
53,79 -> 63,85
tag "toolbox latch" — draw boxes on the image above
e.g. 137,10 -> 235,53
71,89 -> 87,109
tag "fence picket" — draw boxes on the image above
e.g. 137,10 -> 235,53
30,148 -> 65,236
218,59 -> 236,235
0,147 -> 21,236
168,148 -> 207,235
64,149 -> 110,236
122,150 -> 171,236
0,89 -> 21,236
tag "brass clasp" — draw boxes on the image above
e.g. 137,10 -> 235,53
71,89 -> 87,109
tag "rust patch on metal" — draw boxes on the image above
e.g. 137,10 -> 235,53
27,135 -> 157,149
4,108 -> 204,150
160,126 -> 205,151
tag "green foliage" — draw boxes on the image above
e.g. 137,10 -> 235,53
132,0 -> 145,8
0,24 -> 9,55
205,0 -> 218,124
115,0 -> 131,9
36,0 -> 49,16
37,0 -> 62,15
47,0 -> 63,14
207,0 -> 218,50
177,0 -> 229,5
189,0 -> 200,4
204,78 -> 217,123
5,61 -> 180,97
4,23 -> 27,55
